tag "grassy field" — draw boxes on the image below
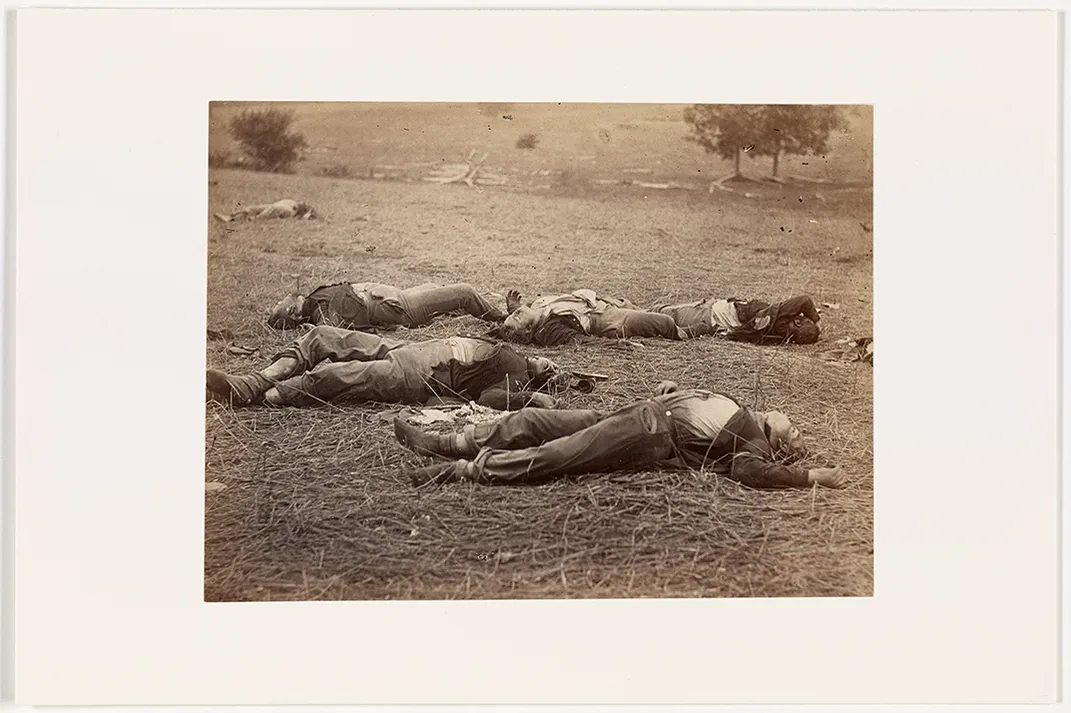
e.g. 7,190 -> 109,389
210,102 -> 873,189
205,104 -> 873,601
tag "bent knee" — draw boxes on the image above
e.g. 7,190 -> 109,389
306,324 -> 335,338
633,401 -> 672,434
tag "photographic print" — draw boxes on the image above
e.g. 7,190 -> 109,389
204,101 -> 873,602
12,6 -> 1060,704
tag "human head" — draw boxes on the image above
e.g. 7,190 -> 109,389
784,316 -> 820,344
295,202 -> 316,220
764,410 -> 807,460
499,306 -> 540,343
268,293 -> 307,329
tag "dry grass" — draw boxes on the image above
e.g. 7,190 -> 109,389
205,106 -> 872,601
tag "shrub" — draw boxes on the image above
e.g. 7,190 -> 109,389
227,107 -> 309,173
208,150 -> 233,168
515,133 -> 540,150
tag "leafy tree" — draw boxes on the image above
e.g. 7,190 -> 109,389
759,105 -> 846,178
682,104 -> 764,178
683,104 -> 846,179
227,107 -> 308,173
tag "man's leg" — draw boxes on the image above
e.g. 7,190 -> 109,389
652,302 -> 709,328
206,352 -> 300,406
206,326 -> 409,406
265,359 -> 425,407
403,283 -> 507,324
278,325 -> 410,370
396,407 -> 604,457
475,388 -> 557,411
411,401 -> 675,485
592,308 -> 685,340
404,283 -> 443,294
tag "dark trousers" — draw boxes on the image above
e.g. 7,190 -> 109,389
589,307 -> 685,340
465,402 -> 677,484
371,283 -> 506,325
269,326 -> 427,406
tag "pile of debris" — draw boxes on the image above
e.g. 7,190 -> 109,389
423,150 -> 508,188
379,401 -> 506,432
820,337 -> 874,366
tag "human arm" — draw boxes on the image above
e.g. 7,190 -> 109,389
727,453 -> 811,489
678,323 -> 716,339
777,295 -> 821,323
728,454 -> 847,489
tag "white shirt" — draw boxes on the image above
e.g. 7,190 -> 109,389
508,289 -> 620,334
656,389 -> 742,440
708,299 -> 743,330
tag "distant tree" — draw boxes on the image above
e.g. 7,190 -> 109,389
682,104 -> 764,178
683,104 -> 847,180
759,105 -> 846,178
227,107 -> 308,173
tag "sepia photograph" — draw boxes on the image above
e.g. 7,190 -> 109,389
11,6 -> 1061,704
204,102 -> 874,602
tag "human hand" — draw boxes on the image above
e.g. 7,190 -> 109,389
808,466 -> 848,489
506,289 -> 523,313
525,393 -> 558,409
654,380 -> 679,396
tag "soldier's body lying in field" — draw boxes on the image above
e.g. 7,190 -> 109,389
206,326 -> 572,410
395,380 -> 847,490
493,289 -> 714,346
213,198 -> 317,223
652,294 -> 822,345
268,282 -> 508,331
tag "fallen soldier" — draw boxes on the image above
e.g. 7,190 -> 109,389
206,325 -> 583,410
213,199 -> 317,223
268,282 -> 509,331
395,380 -> 847,489
652,294 -> 822,345
493,289 -> 712,346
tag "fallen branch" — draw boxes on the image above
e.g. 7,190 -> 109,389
424,152 -> 506,188
786,174 -> 832,184
708,171 -> 738,194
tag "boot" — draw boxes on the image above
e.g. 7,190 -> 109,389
409,461 -> 464,487
261,356 -> 301,382
394,416 -> 476,457
206,370 -> 272,406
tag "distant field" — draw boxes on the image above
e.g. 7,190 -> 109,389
209,102 -> 873,189
205,104 -> 873,601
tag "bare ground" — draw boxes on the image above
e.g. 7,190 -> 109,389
205,161 -> 873,601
